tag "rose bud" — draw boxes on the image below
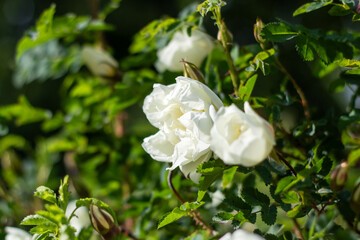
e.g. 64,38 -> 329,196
89,204 -> 115,236
254,18 -> 270,50
351,183 -> 360,213
181,60 -> 205,83
330,162 -> 349,192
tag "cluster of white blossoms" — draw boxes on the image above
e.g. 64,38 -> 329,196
142,77 -> 275,182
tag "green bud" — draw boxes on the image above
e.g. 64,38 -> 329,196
254,18 -> 270,50
89,204 -> 115,235
181,60 -> 205,83
330,162 -> 349,192
351,183 -> 360,213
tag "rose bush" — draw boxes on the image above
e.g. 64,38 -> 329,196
142,76 -> 223,182
155,28 -> 214,72
210,102 -> 275,166
219,229 -> 265,240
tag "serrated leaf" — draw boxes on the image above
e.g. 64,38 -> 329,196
293,1 -> 333,16
58,175 -> 70,211
261,22 -> 298,42
287,204 -> 310,218
264,233 -> 279,240
222,166 -> 238,189
223,191 -> 251,211
296,34 -> 315,61
255,166 -> 272,185
212,212 -> 234,223
157,207 -> 186,229
34,186 -> 57,204
29,222 -> 57,234
241,187 -> 270,207
21,214 -> 50,226
261,205 -> 277,225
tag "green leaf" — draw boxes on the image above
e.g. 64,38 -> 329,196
255,166 -> 273,185
241,187 -> 270,207
296,34 -> 315,61
197,0 -> 227,16
34,186 -> 57,204
0,134 -> 27,155
261,22 -> 298,42
58,175 -> 70,211
287,204 -> 310,218
222,166 -> 238,189
275,176 -> 297,194
158,207 -> 187,229
21,215 -> 50,226
212,212 -> 235,223
293,1 -> 333,16
261,205 -> 277,225
29,222 -> 57,234
239,74 -> 258,101
328,4 -> 352,16
281,191 -> 300,204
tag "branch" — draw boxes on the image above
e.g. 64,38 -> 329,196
275,151 -> 297,177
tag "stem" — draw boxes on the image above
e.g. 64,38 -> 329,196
214,9 -> 240,96
275,151 -> 297,177
274,57 -> 311,120
292,218 -> 305,240
309,213 -> 318,240
319,195 -> 335,215
167,170 -> 185,203
167,171 -> 215,234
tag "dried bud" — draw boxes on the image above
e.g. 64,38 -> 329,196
351,183 -> 360,213
181,60 -> 205,83
81,46 -> 120,79
330,162 -> 349,192
89,204 -> 115,236
254,18 -> 270,50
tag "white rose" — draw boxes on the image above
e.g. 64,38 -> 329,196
81,46 -> 118,78
5,227 -> 32,240
210,102 -> 275,166
155,28 -> 214,72
220,229 -> 265,240
65,200 -> 91,235
142,76 -> 223,183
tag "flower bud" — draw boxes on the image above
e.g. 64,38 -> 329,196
254,18 -> 270,50
181,60 -> 205,83
330,162 -> 349,192
89,204 -> 115,235
351,183 -> 360,213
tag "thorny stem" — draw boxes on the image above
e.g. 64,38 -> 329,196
274,57 -> 311,121
167,171 -> 215,234
319,195 -> 336,215
275,151 -> 297,177
214,9 -> 240,97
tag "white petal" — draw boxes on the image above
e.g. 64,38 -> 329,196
142,131 -> 174,162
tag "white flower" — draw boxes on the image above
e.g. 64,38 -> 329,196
5,227 -> 32,240
81,46 -> 118,78
142,76 -> 223,183
220,229 -> 265,240
210,102 -> 275,166
155,28 -> 214,72
65,200 -> 91,235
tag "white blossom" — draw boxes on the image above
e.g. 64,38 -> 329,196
219,229 -> 265,240
211,102 -> 275,166
65,200 -> 91,235
5,227 -> 32,240
155,28 -> 214,72
142,76 -> 223,182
